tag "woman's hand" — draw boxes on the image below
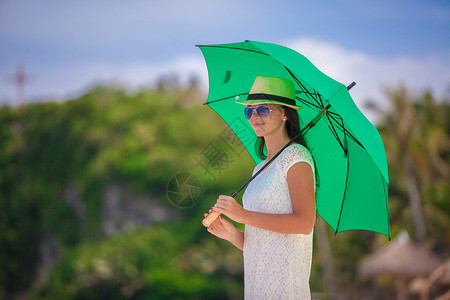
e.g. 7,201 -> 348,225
212,195 -> 247,224
205,209 -> 236,241
204,208 -> 245,251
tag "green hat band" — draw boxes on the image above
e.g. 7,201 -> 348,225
247,93 -> 297,107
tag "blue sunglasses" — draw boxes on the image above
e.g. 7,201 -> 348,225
244,106 -> 282,120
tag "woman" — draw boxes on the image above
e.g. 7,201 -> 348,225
204,76 -> 316,299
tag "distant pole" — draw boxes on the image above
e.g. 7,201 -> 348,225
12,61 -> 31,108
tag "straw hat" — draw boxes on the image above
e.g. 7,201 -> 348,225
237,76 -> 302,110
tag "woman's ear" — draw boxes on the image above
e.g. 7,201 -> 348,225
281,108 -> 287,122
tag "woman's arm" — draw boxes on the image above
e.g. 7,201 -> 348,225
213,161 -> 316,235
226,227 -> 244,251
206,213 -> 245,251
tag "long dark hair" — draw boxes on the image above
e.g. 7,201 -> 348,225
255,106 -> 307,160
255,105 -> 319,221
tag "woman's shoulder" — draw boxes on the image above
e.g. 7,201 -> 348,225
281,143 -> 314,166
284,143 -> 312,158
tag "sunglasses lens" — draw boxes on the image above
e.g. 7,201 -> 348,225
244,107 -> 253,120
256,106 -> 271,118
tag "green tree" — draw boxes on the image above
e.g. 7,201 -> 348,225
369,87 -> 449,248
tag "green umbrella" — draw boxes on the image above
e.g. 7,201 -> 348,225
198,40 -> 390,239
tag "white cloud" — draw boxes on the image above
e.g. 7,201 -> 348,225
285,37 -> 450,120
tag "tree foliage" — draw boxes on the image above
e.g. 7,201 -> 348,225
0,81 -> 448,299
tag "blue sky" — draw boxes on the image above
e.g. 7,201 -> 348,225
1,0 -> 449,116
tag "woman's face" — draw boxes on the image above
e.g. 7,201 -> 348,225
247,103 -> 286,137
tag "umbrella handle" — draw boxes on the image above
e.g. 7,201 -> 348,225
202,211 -> 221,227
203,190 -> 239,227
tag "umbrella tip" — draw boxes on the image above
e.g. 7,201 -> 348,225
347,82 -> 356,90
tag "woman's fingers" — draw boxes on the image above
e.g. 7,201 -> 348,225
204,208 -> 213,217
216,198 -> 228,205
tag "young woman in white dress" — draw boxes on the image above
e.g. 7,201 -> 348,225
204,76 -> 316,300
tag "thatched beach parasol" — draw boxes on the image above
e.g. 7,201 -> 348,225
359,230 -> 441,300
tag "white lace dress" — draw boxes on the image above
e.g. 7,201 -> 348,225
242,143 -> 315,300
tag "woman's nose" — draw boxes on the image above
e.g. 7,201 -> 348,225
250,109 -> 259,120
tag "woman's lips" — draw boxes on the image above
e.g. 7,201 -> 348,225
252,123 -> 264,128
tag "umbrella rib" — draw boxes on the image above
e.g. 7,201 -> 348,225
295,89 -> 326,109
326,114 -> 364,148
197,44 -> 269,56
334,120 -> 350,236
295,90 -> 321,99
335,150 -> 350,236
315,91 -> 326,108
382,173 -> 391,240
295,95 -> 322,110
285,67 -> 323,107
325,114 -> 348,155
204,92 -> 249,105
326,111 -> 341,117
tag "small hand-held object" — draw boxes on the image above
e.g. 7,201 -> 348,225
202,210 -> 222,227
202,191 -> 239,227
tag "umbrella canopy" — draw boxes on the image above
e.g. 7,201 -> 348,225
198,40 -> 390,238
